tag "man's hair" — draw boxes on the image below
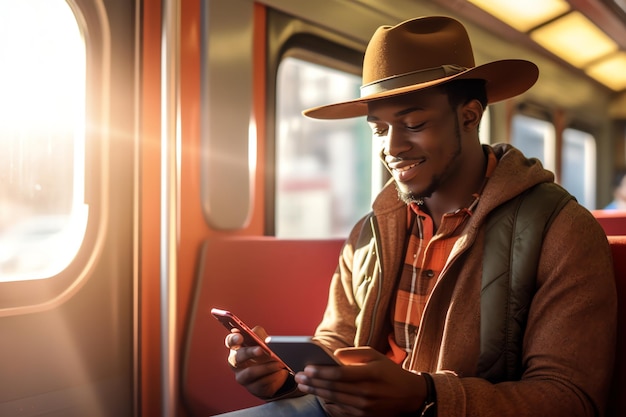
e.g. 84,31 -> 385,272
439,79 -> 488,110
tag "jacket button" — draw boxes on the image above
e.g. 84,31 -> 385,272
424,269 -> 435,278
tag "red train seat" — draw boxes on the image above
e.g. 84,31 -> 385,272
183,237 -> 344,415
182,235 -> 626,416
592,210 -> 626,235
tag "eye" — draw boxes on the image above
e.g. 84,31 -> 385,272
406,122 -> 426,132
369,123 -> 388,137
373,127 -> 388,137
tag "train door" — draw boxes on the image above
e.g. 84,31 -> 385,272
178,1 -> 381,414
0,0 -> 137,416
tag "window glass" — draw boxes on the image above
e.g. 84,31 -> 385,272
511,114 -> 556,172
561,128 -> 596,209
479,107 -> 491,144
0,0 -> 87,281
275,57 -> 373,238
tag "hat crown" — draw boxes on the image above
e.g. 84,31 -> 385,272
363,16 -> 476,86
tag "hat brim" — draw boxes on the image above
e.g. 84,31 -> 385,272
303,59 -> 538,119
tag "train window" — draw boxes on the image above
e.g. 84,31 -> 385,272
561,128 -> 597,209
510,114 -> 556,172
275,57 -> 373,238
0,0 -> 87,281
480,107 -> 491,144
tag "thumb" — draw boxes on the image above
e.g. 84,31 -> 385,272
251,325 -> 268,340
334,346 -> 382,364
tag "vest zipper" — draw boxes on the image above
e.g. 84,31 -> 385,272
365,216 -> 383,346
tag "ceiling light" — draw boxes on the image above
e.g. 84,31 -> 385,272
530,11 -> 618,68
467,0 -> 570,32
586,51 -> 626,91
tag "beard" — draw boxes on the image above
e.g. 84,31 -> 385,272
396,118 -> 463,205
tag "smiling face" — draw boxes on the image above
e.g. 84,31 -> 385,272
368,88 -> 477,205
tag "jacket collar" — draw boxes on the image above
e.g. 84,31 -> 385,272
371,143 -> 554,222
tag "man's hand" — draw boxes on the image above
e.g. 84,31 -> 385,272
225,326 -> 290,399
294,347 -> 427,417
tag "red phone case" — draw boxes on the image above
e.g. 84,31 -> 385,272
210,307 -> 293,373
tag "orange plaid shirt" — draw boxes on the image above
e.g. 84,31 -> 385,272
388,148 -> 497,366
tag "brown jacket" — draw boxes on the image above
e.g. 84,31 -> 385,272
314,144 -> 617,416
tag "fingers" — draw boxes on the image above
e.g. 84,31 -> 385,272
221,325 -> 291,399
224,325 -> 276,371
224,326 -> 268,349
295,356 -> 427,416
227,344 -> 289,398
229,345 -> 268,368
293,353 -> 397,398
225,330 -> 243,349
233,357 -> 285,381
295,373 -> 375,414
295,366 -> 370,396
239,367 -> 292,399
298,358 -> 379,383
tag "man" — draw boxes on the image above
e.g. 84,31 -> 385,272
218,16 -> 616,417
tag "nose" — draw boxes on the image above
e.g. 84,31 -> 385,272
381,126 -> 410,157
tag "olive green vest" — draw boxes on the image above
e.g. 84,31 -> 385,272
476,182 -> 574,383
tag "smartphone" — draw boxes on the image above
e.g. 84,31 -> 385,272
265,335 -> 342,373
210,308 -> 292,372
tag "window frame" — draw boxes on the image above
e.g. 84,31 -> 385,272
510,112 -> 557,173
265,10 -> 367,236
0,0 -> 108,315
561,125 -> 597,209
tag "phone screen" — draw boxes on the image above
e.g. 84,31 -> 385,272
266,336 -> 341,373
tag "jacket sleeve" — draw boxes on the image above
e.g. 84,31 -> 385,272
313,214 -> 369,352
435,201 -> 617,417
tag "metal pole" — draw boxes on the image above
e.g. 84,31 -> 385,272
160,0 -> 180,415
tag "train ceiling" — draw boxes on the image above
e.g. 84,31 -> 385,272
444,0 -> 626,92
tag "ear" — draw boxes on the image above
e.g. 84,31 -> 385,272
460,99 -> 483,131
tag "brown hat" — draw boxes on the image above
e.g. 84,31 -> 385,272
303,16 -> 538,119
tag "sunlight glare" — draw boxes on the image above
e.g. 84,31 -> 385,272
0,0 -> 85,131
0,0 -> 87,281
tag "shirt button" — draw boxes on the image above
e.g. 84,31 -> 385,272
424,269 -> 435,278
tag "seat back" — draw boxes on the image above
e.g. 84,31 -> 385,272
182,235 -> 626,416
182,237 -> 345,415
592,210 -> 626,235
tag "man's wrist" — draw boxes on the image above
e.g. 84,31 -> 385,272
418,372 -> 437,416
262,372 -> 299,401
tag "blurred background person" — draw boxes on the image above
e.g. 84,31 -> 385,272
605,170 -> 626,209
